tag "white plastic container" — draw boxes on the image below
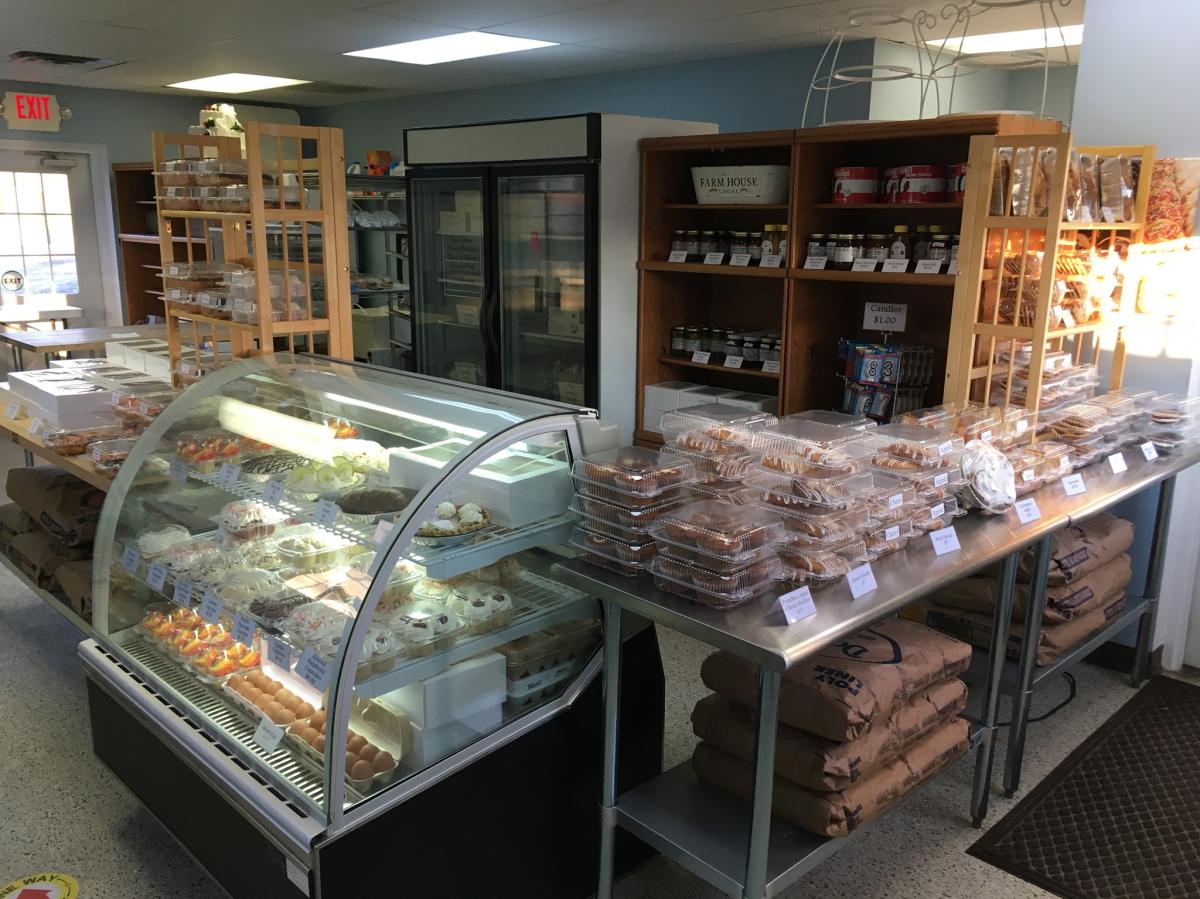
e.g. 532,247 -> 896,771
691,165 -> 789,205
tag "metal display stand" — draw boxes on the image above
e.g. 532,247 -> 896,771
563,441 -> 1200,899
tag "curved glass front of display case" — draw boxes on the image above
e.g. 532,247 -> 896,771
93,355 -> 603,825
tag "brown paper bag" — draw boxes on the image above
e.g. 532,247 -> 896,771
0,502 -> 35,544
692,677 -> 967,792
693,717 -> 970,837
5,466 -> 104,547
54,559 -> 93,621
700,618 -> 972,741
8,529 -> 90,589
1019,513 -> 1134,585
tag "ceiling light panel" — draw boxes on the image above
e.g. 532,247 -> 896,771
346,31 -> 556,65
167,73 -> 311,93
926,24 -> 1084,54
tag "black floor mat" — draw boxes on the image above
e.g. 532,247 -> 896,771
969,676 -> 1200,899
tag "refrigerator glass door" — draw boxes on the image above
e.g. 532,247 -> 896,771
496,173 -> 589,405
411,176 -> 489,387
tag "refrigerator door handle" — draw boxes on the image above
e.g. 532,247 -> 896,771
481,286 -> 501,357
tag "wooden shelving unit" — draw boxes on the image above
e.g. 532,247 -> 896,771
634,116 -> 1062,446
152,124 -> 353,383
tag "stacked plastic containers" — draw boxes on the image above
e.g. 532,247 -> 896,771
990,344 -> 1100,412
657,403 -> 779,503
1141,394 -> 1200,454
1039,402 -> 1108,469
868,421 -> 968,533
569,446 -> 697,577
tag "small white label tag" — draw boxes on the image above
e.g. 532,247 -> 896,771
1062,473 -> 1086,496
4,402 -> 18,419
723,356 -> 743,369
170,458 -> 188,484
1015,498 -> 1041,524
1060,307 -> 1077,328
691,351 -> 711,365
373,519 -> 395,545
847,564 -> 878,599
761,360 -> 781,375
930,526 -> 961,555
297,648 -> 332,691
703,252 -> 725,265
1108,452 -> 1127,474
729,253 -> 751,267
1141,442 -> 1159,461
232,613 -> 256,646
314,499 -> 339,527
1022,468 -> 1036,483
27,418 -> 42,437
262,479 -> 285,504
884,525 -> 901,541
887,493 -> 904,510
851,258 -> 878,272
933,473 -> 949,488
146,562 -> 168,592
980,429 -> 994,442
759,254 -> 782,269
931,503 -> 946,519
779,586 -> 817,625
1016,419 -> 1029,434
667,250 -> 688,263
121,546 -> 140,574
803,256 -> 828,270
938,441 -> 954,458
1102,207 -> 1116,223
266,636 -> 291,670
171,576 -> 192,607
253,718 -> 285,753
881,258 -> 909,273
947,259 -> 958,275
915,259 -> 944,274
218,462 -> 241,489
198,590 -> 222,624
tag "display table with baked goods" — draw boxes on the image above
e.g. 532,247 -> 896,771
79,355 -> 664,899
557,401 -> 1200,899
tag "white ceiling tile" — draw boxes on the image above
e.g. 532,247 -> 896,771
106,0 -> 339,41
0,0 -> 168,23
582,8 -> 832,55
363,0 -> 609,31
218,14 -> 455,57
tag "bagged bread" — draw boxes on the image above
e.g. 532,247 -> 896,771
5,466 -> 103,547
1099,155 -> 1135,222
700,619 -> 972,741
1019,513 -> 1134,585
54,559 -> 93,621
1078,152 -> 1101,222
1063,149 -> 1083,222
926,592 -> 1127,665
693,717 -> 969,837
1010,146 -> 1037,216
692,677 -> 967,792
0,502 -> 35,544
989,148 -> 1012,215
927,553 -> 1132,624
7,529 -> 90,589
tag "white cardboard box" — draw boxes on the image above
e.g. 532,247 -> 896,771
405,703 -> 503,769
643,380 -> 703,412
680,386 -> 739,405
8,371 -> 112,418
377,653 -> 505,731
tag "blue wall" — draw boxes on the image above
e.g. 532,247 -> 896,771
312,42 -> 875,163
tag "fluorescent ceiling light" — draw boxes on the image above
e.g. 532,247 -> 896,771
927,24 -> 1083,54
346,31 -> 556,65
167,73 -> 310,93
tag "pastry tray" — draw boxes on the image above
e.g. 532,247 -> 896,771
570,493 -> 684,540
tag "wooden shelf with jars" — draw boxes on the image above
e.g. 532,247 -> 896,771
634,115 -> 1062,446
152,123 -> 353,386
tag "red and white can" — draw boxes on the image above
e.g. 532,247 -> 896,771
881,166 -> 902,203
895,163 -> 947,203
949,162 -> 968,202
832,166 -> 880,204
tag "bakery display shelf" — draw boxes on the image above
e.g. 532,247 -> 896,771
168,311 -> 263,333
657,354 -> 780,379
789,269 -> 956,287
0,411 -> 116,493
353,571 -> 595,699
638,260 -> 788,279
0,550 -> 91,636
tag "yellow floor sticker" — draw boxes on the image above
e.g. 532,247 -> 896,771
0,874 -> 79,899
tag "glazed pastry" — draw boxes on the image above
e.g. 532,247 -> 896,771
871,453 -> 923,472
137,526 -> 191,558
787,551 -> 851,579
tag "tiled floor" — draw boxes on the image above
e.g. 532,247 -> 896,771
0,439 -> 1172,898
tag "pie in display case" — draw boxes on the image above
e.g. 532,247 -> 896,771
79,355 -> 665,899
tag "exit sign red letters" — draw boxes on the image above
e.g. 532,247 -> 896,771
2,92 -> 62,132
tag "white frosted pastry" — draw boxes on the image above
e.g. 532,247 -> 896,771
430,519 -> 456,534
435,501 -> 458,519
411,577 -> 453,602
137,525 -> 190,558
957,439 -> 1016,514
459,509 -> 484,527
459,503 -> 482,517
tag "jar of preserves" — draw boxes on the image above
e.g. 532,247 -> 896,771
771,337 -> 783,365
950,233 -> 961,265
670,326 -> 686,356
749,231 -> 764,263
742,335 -> 761,364
683,230 -> 701,258
807,233 -> 826,260
927,226 -> 949,263
889,225 -> 912,261
864,233 -> 889,261
708,327 -> 726,354
830,234 -> 854,270
913,224 -> 931,261
777,224 -> 789,259
669,230 -> 686,255
762,225 -> 778,256
683,326 -> 701,354
849,233 -> 865,260
724,332 -> 744,359
699,230 -> 719,256
729,231 -> 750,256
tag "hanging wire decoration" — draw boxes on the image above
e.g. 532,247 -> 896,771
801,0 -> 1076,126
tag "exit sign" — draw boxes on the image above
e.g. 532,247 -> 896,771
3,92 -> 62,132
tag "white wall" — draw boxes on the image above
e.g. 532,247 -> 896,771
870,41 -> 1010,121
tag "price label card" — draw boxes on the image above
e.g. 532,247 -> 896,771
267,636 -> 292,670
121,546 -> 140,574
1015,419 -> 1029,434
262,479 -> 285,504
761,360 -> 781,375
218,462 -> 241,489
881,258 -> 909,273
1060,307 -> 1077,328
847,564 -> 878,599
1108,452 -> 1128,474
171,576 -> 192,607
887,492 -> 904,510
667,250 -> 689,264
253,718 -> 285,754
314,499 -> 339,527
884,525 -> 901,542
27,418 -> 43,437
198,590 -> 222,624
851,258 -> 879,272
1141,441 -> 1159,461
930,502 -> 946,520
938,441 -> 954,458
232,613 -> 256,647
803,256 -> 828,270
863,302 -> 907,333
729,253 -> 751,267
933,472 -> 949,488
691,351 -> 711,365
4,402 -> 18,419
759,254 -> 783,269
947,259 -> 958,275
146,562 -> 168,592
1021,468 -> 1036,483
930,526 -> 961,556
170,458 -> 188,484
778,586 -> 817,625
1015,498 -> 1041,524
915,259 -> 944,274
373,519 -> 395,545
297,648 -> 332,691
703,252 -> 725,266
723,356 -> 743,369
1062,473 -> 1087,496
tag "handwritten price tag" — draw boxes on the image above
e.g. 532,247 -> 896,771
1062,473 -> 1086,496
1141,442 -> 1159,461
253,718 -> 285,753
1015,498 -> 1041,524
170,458 -> 188,484
667,250 -> 688,264
146,562 -> 168,592
198,590 -> 222,623
373,519 -> 395,545
691,351 -> 711,365
803,256 -> 828,270
723,356 -> 743,369
262,479 -> 285,504
4,402 -> 17,419
851,258 -> 879,272
887,492 -> 904,510
759,254 -> 783,269
847,564 -> 877,599
930,503 -> 946,520
297,648 -> 332,691
172,576 -> 193,607
266,636 -> 292,671
914,259 -> 944,274
703,252 -> 725,265
779,586 -> 817,625
1108,453 -> 1128,474
27,418 -> 43,437
884,525 -> 901,541
881,258 -> 909,273
930,526 -> 961,555
232,613 -> 256,647
729,253 -> 751,267
933,472 -> 949,488
314,499 -> 339,527
121,546 -> 140,574
218,462 -> 241,489
761,360 -> 780,374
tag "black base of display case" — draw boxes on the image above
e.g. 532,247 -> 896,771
87,625 -> 664,899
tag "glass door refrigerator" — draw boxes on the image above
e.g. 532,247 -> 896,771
405,114 -> 716,439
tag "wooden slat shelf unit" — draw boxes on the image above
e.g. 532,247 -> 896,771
635,115 -> 1062,441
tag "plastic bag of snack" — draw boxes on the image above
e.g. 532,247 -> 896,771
1033,147 -> 1056,218
990,148 -> 1012,215
1078,152 -> 1101,222
955,439 -> 1015,514
1010,146 -> 1036,216
1063,149 -> 1083,222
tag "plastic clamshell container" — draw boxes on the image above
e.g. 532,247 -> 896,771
873,422 -> 964,465
778,538 -> 869,587
1149,394 -> 1200,423
864,519 -> 915,557
87,437 -> 136,465
874,461 -> 964,502
649,554 -> 782,610
191,158 -> 249,186
750,417 -> 868,456
651,518 -> 780,572
570,526 -> 657,577
862,472 -> 919,522
392,602 -> 463,657
654,501 -> 783,561
195,290 -> 233,319
788,409 -> 878,430
1044,403 -> 1108,441
1030,441 -> 1073,480
666,443 -> 758,488
756,495 -> 871,545
569,493 -> 683,539
215,569 -> 290,609
130,390 -> 177,422
276,525 -> 351,571
753,467 -> 874,512
1089,393 -> 1142,426
660,403 -> 778,453
224,270 -> 307,300
157,159 -> 194,186
281,598 -> 354,648
910,497 -> 962,533
687,482 -> 745,505
164,286 -> 201,310
1005,447 -> 1045,495
896,404 -> 957,428
162,261 -> 243,281
571,446 -> 695,508
216,500 -> 287,541
158,186 -> 197,210
41,423 -> 123,455
994,406 -> 1037,445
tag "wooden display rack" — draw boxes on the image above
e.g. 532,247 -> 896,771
634,115 -> 1061,447
946,136 -> 1156,410
152,123 -> 353,385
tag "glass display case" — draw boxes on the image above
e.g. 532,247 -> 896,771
81,355 -> 635,896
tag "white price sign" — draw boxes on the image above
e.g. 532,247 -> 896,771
847,564 -> 878,599
884,525 -> 901,542
703,252 -> 725,265
778,586 -> 817,625
1062,473 -> 1087,496
691,351 -> 711,365
314,499 -> 339,527
146,562 -> 168,592
253,718 -> 285,754
723,356 -> 743,369
297,648 -> 332,691
27,418 -> 43,437
803,256 -> 828,270
170,458 -> 188,484
862,302 -> 907,333
1022,468 -> 1036,483
933,473 -> 949,488
930,526 -> 961,556
262,479 -> 285,504
930,503 -> 946,520
667,250 -> 689,264
1108,453 -> 1128,474
881,258 -> 909,273
938,441 -> 954,458
121,546 -> 140,574
232,613 -> 256,646
947,259 -> 958,275
914,259 -> 944,274
1141,442 -> 1159,461
218,462 -> 241,489
1015,498 -> 1041,524
729,253 -> 751,267
172,576 -> 193,607
266,636 -> 291,670
4,402 -> 17,419
851,258 -> 879,272
373,519 -> 395,545
198,590 -> 222,624
886,492 -> 904,510
759,254 -> 783,269
761,360 -> 781,374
